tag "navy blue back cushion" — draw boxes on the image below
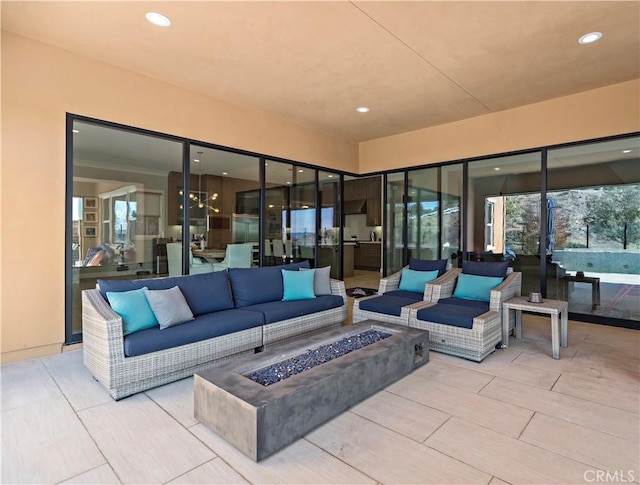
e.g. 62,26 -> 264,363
409,258 -> 448,276
123,308 -> 264,357
462,260 -> 509,278
229,261 -> 310,307
383,290 -> 424,302
438,297 -> 490,311
98,271 -> 234,316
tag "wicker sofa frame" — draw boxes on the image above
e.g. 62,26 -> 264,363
408,268 -> 522,362
82,279 -> 347,400
352,267 -> 459,326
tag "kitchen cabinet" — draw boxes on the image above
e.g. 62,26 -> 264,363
344,179 -> 367,201
354,242 -> 381,271
366,197 -> 381,226
366,176 -> 381,199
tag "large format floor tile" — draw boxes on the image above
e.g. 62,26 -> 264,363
520,413 -> 640,476
167,457 -> 249,484
145,376 -> 197,428
41,350 -> 112,412
411,358 -> 495,393
79,394 -> 215,484
426,417 -> 595,484
60,464 -> 121,484
191,423 -> 376,484
1,395 -> 105,484
480,377 -> 639,443
350,390 -> 450,443
307,412 -> 491,484
387,374 -> 533,438
551,373 -> 640,414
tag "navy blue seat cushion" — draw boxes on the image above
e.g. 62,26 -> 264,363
98,271 -> 234,316
123,308 -> 264,357
409,258 -> 448,276
438,297 -> 490,311
242,294 -> 343,324
416,302 -> 489,329
359,294 -> 419,317
228,261 -> 310,307
462,260 -> 509,278
382,290 -> 424,302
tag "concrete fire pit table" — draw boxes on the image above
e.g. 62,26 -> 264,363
194,320 -> 429,461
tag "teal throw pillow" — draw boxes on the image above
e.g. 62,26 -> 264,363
453,273 -> 504,302
398,268 -> 439,293
282,269 -> 316,301
106,287 -> 158,336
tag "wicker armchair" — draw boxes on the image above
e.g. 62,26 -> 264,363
408,269 -> 522,362
352,266 -> 459,326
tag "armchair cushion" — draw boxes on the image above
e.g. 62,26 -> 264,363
437,297 -> 489,310
398,268 -> 439,293
409,258 -> 448,276
384,290 -> 424,301
359,294 -> 419,317
416,302 -> 488,329
462,260 -> 509,278
453,273 -> 504,302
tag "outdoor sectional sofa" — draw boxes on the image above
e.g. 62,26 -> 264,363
82,261 -> 347,400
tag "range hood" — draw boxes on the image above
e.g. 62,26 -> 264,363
344,199 -> 367,214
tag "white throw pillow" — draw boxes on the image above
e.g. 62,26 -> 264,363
145,286 -> 195,329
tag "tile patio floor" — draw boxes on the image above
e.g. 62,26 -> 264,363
1,315 -> 639,484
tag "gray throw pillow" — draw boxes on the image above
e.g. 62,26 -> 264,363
301,266 -> 332,295
145,286 -> 195,330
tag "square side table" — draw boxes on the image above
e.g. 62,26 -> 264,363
502,296 -> 568,359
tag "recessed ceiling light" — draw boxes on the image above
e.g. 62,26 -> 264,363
193,158 -> 200,163
298,169 -> 304,173
286,181 -> 291,185
578,32 -> 602,44
494,167 -> 501,171
72,129 -> 79,133
356,107 -> 370,113
222,172 -> 228,175
622,149 -> 632,153
328,175 -> 334,178
145,12 -> 171,27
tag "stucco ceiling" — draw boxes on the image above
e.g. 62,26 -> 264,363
3,1 -> 639,142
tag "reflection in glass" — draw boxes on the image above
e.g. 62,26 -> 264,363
548,136 -> 639,321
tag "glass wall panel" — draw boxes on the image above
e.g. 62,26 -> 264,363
70,120 -> 182,341
548,136 -> 640,322
385,172 -> 405,275
318,171 -> 341,278
441,164 -> 462,264
407,167 -> 439,262
188,146 -> 259,269
467,153 -> 541,294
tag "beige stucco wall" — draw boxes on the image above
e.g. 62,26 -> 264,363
359,79 -> 640,172
0,32 -> 358,362
1,30 -> 638,363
